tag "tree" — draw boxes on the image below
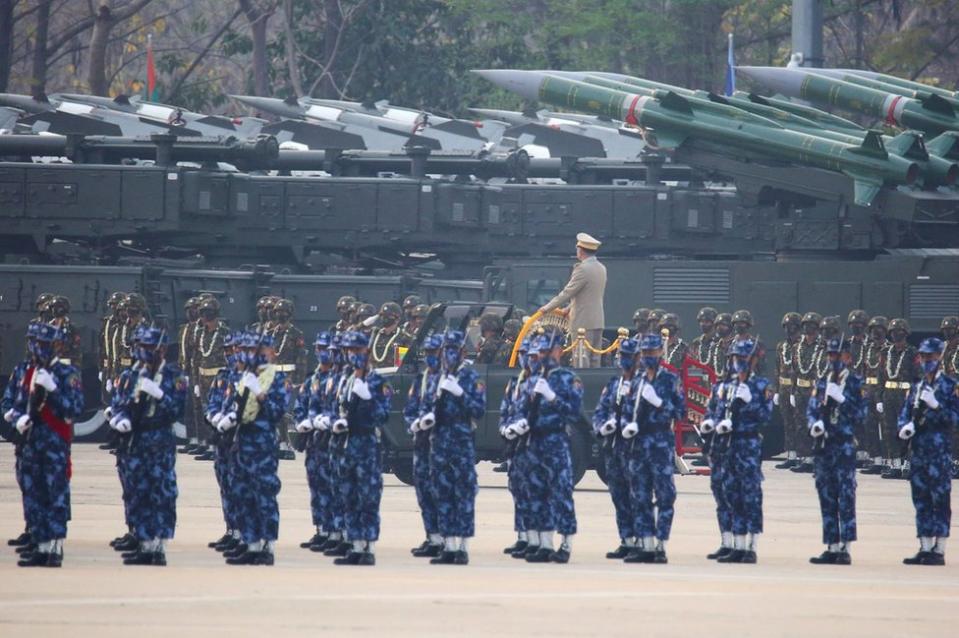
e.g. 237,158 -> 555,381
238,0 -> 276,96
86,0 -> 155,96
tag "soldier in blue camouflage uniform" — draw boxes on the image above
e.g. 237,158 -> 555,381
621,334 -> 685,564
219,332 -> 290,565
404,334 -> 443,558
419,330 -> 485,565
592,337 -> 639,559
319,334 -> 353,557
506,332 -> 582,564
204,332 -> 241,552
2,322 -> 41,552
10,323 -> 83,567
898,337 -> 958,566
501,338 -> 533,557
806,337 -> 866,565
293,331 -> 336,552
701,368 -> 735,560
110,327 -> 186,566
714,338 -> 772,564
330,331 -> 392,566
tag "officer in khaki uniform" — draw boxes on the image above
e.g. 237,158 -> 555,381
773,312 -> 801,469
538,233 -> 607,368
860,316 -> 888,474
790,312 -> 823,474
270,298 -> 306,460
191,297 -> 231,460
880,318 -> 919,480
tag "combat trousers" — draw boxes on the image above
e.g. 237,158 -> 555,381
525,431 -> 577,535
412,434 -> 438,536
338,431 -> 382,542
794,387 -> 814,456
233,422 -> 281,543
304,433 -> 333,530
14,444 -> 33,533
327,433 -> 347,533
814,439 -> 857,544
860,383 -> 884,458
708,443 -> 732,534
626,431 -> 676,541
193,373 -> 217,444
723,434 -> 764,535
779,386 -> 798,453
882,389 -> 909,460
126,428 -> 178,541
430,425 -> 478,538
909,429 -> 952,538
507,441 -> 531,533
21,425 -> 71,543
213,434 -> 236,531
115,437 -> 134,529
603,438 -> 636,541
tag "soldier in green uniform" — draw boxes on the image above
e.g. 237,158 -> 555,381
176,297 -> 201,454
369,302 -> 405,369
402,295 -> 422,325
713,312 -> 734,379
879,318 -> 919,480
115,294 -> 149,377
495,318 -> 523,367
34,293 -> 55,322
860,316 -> 888,475
270,298 -> 305,460
659,313 -> 688,369
400,304 -> 429,346
352,303 -> 377,336
191,297 -> 231,460
251,295 -> 278,333
941,316 -> 959,477
791,312 -> 824,474
648,309 -> 666,333
773,312 -> 801,469
47,296 -> 82,369
99,292 -> 126,428
690,307 -> 718,366
475,313 -> 504,365
333,295 -> 357,333
632,308 -> 652,339
845,310 -> 871,467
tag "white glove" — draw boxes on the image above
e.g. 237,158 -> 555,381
789,393 -> 796,408
210,412 -> 225,429
295,419 -> 313,433
599,418 -> 617,436
700,418 -> 715,434
109,413 -> 122,429
533,377 -> 556,402
138,377 -> 164,400
876,401 -> 884,414
439,375 -> 464,397
810,420 -> 825,438
898,421 -> 915,440
241,372 -> 262,396
920,387 -> 940,410
715,418 -> 733,435
825,382 -> 845,404
104,405 -> 115,420
193,384 -> 201,398
332,418 -> 349,433
408,418 -> 421,435
34,368 -> 57,392
641,383 -> 663,408
218,412 -> 238,432
419,411 -> 436,430
313,414 -> 331,431
3,408 -> 17,423
99,371 -> 104,382
503,424 -> 518,440
772,393 -> 780,407
351,378 -> 371,400
734,384 -> 752,404
621,421 -> 639,439
106,379 -> 114,393
507,418 -> 529,438
15,414 -> 32,434
114,418 -> 132,434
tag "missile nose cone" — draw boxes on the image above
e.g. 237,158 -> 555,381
471,70 -> 543,101
734,66 -> 802,97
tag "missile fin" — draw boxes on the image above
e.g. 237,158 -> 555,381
657,91 -> 693,115
846,174 -> 883,207
646,126 -> 688,149
848,130 -> 888,159
920,93 -> 956,117
886,130 -> 928,160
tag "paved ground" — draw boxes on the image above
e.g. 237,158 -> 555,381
0,444 -> 956,637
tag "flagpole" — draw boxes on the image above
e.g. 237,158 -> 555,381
724,32 -> 735,97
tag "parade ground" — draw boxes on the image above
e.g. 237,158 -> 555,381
1,444 -> 956,637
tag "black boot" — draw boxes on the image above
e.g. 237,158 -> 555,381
334,551 -> 374,566
717,549 -> 745,563
903,550 -> 933,565
210,533 -> 233,549
223,543 -> 249,559
113,534 -> 138,552
920,552 -> 945,566
790,461 -> 814,473
707,546 -> 732,560
412,542 -> 443,558
503,540 -> 528,555
308,536 -> 330,553
324,541 -> 351,557
277,448 -> 296,461
740,550 -> 758,563
301,533 -> 323,549
195,451 -> 216,461
492,462 -> 509,473
525,547 -> 553,563
549,548 -> 571,564
515,544 -> 538,559
215,536 -> 239,552
7,531 -> 31,547
833,551 -> 852,565
18,552 -> 62,568
15,543 -> 36,555
623,549 -> 656,563
881,467 -> 902,480
226,550 -> 274,566
774,458 -> 797,469
430,550 -> 461,565
809,550 -> 837,565
605,544 -> 631,559
123,551 -> 167,566
860,464 -> 884,475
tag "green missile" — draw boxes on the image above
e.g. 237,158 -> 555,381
810,69 -> 959,111
473,69 -> 919,205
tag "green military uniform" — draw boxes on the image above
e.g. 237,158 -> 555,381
690,307 -> 718,368
475,313 -> 504,365
115,294 -> 149,381
99,292 -> 126,400
176,298 -> 201,449
369,302 -> 404,369
879,318 -> 919,479
659,313 -> 688,369
860,317 -> 888,474
792,312 -> 824,471
846,310 -> 870,464
773,312 -> 801,468
192,298 -> 230,453
271,299 -> 305,460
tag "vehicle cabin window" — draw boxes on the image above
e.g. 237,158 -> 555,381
527,278 -> 561,309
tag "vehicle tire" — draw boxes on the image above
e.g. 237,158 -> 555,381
391,457 -> 416,486
569,427 -> 592,487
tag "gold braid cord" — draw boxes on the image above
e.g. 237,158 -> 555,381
563,327 -> 627,355
509,310 -> 625,368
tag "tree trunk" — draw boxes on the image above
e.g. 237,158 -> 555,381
282,0 -> 302,96
31,0 -> 52,98
86,5 -> 115,96
0,0 -> 14,92
316,0 -> 341,98
239,0 -> 272,96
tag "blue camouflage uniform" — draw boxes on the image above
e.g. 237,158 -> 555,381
327,364 -> 353,537
207,364 -> 238,534
295,362 -> 335,532
114,360 -> 187,542
807,366 -> 866,545
429,338 -> 486,539
899,369 -> 958,541
593,374 -> 636,543
626,364 -> 685,542
17,357 -> 84,544
111,360 -> 140,535
501,371 -> 531,535
404,363 -> 441,539
2,361 -> 33,537
704,378 -> 733,539
721,372 -> 772,537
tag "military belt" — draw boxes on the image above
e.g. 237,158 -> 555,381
778,377 -> 793,386
885,381 -> 911,390
120,357 -> 132,366
198,367 -> 222,377
796,378 -> 813,388
865,377 -> 879,385
59,359 -> 72,365
275,364 -> 296,372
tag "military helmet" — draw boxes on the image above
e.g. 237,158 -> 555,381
781,312 -> 802,329
659,312 -> 680,331
107,291 -> 126,309
354,303 -> 376,322
918,337 -> 945,354
336,295 -> 356,313
314,331 -> 332,348
340,331 -> 370,349
411,303 -> 429,319
632,308 -> 652,324
422,334 -> 443,351
443,330 -> 467,349
715,312 -> 732,326
479,312 -> 503,334
502,318 -> 522,340
697,307 -> 718,322
379,301 -> 402,323
198,296 -> 220,313
257,295 -> 275,311
801,311 -> 822,327
648,309 -> 666,325
532,331 -> 564,352
402,295 -> 422,312
35,292 -> 55,311
125,293 -> 147,313
820,315 -> 841,332
888,318 -> 910,334
867,316 -> 888,330
185,296 -> 201,311
273,298 -> 294,315
731,309 -> 753,327
48,295 -> 70,317
847,309 -> 869,325
618,337 -> 639,355
940,316 -> 958,330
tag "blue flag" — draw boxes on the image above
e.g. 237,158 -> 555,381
724,33 -> 735,97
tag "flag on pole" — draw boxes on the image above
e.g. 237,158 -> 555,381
724,32 -> 735,97
146,33 -> 158,101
